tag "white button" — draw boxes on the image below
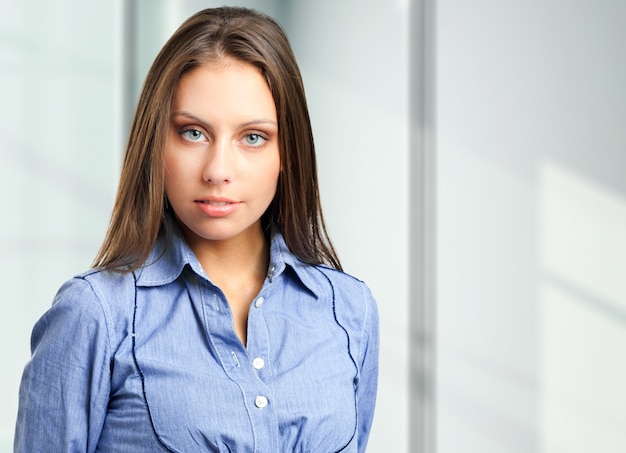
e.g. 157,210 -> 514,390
254,297 -> 265,308
255,396 -> 268,409
252,358 -> 265,370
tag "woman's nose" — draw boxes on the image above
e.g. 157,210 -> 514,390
202,138 -> 234,184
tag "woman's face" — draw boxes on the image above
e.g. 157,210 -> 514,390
164,59 -> 280,249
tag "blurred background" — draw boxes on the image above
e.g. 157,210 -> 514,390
1,0 -> 624,452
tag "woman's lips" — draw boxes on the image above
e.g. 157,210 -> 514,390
194,198 -> 240,217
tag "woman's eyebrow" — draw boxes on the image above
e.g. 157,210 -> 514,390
171,111 -> 277,129
171,111 -> 207,124
237,119 -> 277,128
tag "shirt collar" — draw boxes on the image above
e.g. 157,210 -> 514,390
134,215 -> 203,286
135,216 -> 320,298
267,226 -> 320,298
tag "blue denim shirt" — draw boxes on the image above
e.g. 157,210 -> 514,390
15,220 -> 379,452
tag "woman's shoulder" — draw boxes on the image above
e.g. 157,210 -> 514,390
310,264 -> 375,299
42,269 -> 137,348
70,268 -> 137,304
303,263 -> 378,325
49,268 -> 137,325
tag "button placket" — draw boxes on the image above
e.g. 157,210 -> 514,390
247,289 -> 272,389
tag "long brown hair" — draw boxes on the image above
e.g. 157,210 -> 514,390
93,6 -> 341,272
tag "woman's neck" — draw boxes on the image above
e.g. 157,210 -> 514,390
182,223 -> 270,290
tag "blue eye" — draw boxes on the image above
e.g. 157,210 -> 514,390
180,129 -> 206,142
243,133 -> 266,147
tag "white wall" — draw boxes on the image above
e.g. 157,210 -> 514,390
0,0 -> 120,450
436,1 -> 626,451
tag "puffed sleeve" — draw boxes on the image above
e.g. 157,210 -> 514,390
14,277 -> 112,453
356,285 -> 379,452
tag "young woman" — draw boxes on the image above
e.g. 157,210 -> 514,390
15,7 -> 378,452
